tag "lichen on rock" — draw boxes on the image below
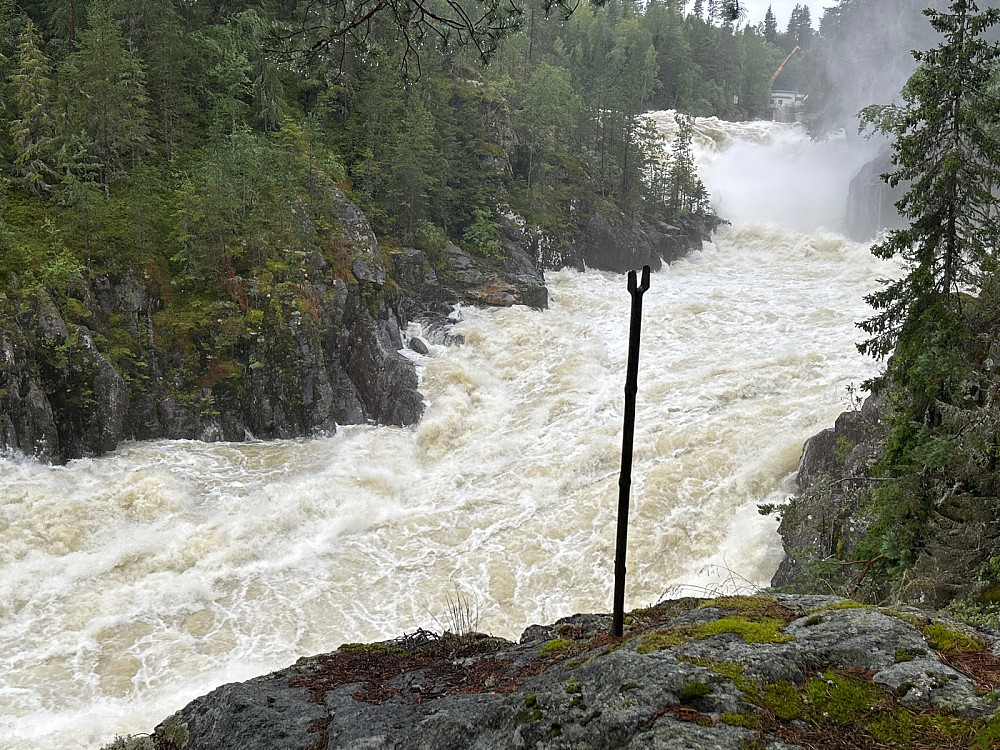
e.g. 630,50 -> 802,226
112,594 -> 1000,750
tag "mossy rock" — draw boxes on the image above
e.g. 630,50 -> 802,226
638,615 -> 794,654
923,622 -> 985,654
678,680 -> 712,703
701,595 -> 792,621
539,638 -> 574,657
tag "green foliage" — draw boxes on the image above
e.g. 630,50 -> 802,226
678,679 -> 711,702
462,207 -> 501,258
8,19 -> 55,193
853,0 -> 1000,583
667,114 -> 709,215
99,735 -> 155,750
859,1 -> 1000,362
61,0 -> 152,186
0,0 -> 786,431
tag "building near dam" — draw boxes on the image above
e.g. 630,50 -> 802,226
771,90 -> 807,122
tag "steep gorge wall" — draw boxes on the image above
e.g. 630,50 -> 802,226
0,186 -> 712,464
0,193 -> 427,462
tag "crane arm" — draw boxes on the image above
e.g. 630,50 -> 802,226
770,45 -> 800,86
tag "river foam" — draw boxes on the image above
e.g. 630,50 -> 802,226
1,114 -> 891,750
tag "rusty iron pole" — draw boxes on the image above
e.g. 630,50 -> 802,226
613,265 -> 650,637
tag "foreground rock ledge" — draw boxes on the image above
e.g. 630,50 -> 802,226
136,595 -> 1000,750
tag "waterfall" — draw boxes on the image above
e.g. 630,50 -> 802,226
0,113 -> 892,750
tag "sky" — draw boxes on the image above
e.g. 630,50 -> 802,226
738,0 -> 840,27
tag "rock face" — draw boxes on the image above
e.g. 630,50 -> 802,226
140,594 -> 1000,750
774,386 -> 1000,608
0,184 -> 713,463
844,150 -> 907,241
0,191 -> 427,462
0,187 -> 536,463
771,393 -> 888,596
527,207 -> 721,274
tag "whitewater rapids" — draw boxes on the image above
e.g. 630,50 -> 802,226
1,114 -> 889,749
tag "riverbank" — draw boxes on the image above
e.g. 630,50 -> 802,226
107,593 -> 1000,749
0,185 -> 718,464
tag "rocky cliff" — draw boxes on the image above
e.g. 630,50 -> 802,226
109,593 -> 1000,750
0,189 -> 432,462
527,205 -> 722,274
0,184 -> 714,463
844,150 -> 907,241
770,394 -> 888,600
773,385 -> 1000,611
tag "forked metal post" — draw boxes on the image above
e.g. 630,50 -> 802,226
613,264 -> 650,637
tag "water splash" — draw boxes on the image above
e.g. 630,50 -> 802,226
0,118 -> 891,750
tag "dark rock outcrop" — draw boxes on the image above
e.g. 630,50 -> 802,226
771,393 -> 888,595
136,594 -> 1000,750
845,150 -> 907,241
774,385 -> 1000,609
0,181 -> 714,463
0,191 -> 428,462
527,206 -> 721,274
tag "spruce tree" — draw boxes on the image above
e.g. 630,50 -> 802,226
858,0 -> 1000,368
763,5 -> 778,43
62,0 -> 150,187
668,113 -> 708,215
707,0 -> 719,25
9,19 -> 55,193
855,0 -> 1000,572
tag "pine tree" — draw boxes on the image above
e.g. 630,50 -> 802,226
858,0 -> 1000,367
9,19 -> 55,193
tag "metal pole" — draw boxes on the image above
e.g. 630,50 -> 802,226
613,265 -> 650,637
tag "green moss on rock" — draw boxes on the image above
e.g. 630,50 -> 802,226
923,622 -> 984,654
539,638 -> 574,656
720,712 -> 761,730
678,680 -> 711,703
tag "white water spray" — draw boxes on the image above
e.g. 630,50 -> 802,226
0,113 -> 890,750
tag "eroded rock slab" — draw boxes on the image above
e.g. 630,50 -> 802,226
144,595 -> 1000,750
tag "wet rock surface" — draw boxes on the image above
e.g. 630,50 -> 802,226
771,393 -> 888,595
774,385 -> 1000,610
845,150 -> 907,242
526,207 -> 721,274
146,595 -> 1000,750
0,189 -> 712,463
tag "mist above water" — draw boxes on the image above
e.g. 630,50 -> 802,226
699,126 -> 878,232
648,111 -> 879,233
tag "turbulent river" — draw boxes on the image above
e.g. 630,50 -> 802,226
2,114 -> 889,749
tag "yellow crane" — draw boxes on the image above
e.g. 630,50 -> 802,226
770,45 -> 800,86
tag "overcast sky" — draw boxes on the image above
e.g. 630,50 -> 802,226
737,0 -> 840,28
